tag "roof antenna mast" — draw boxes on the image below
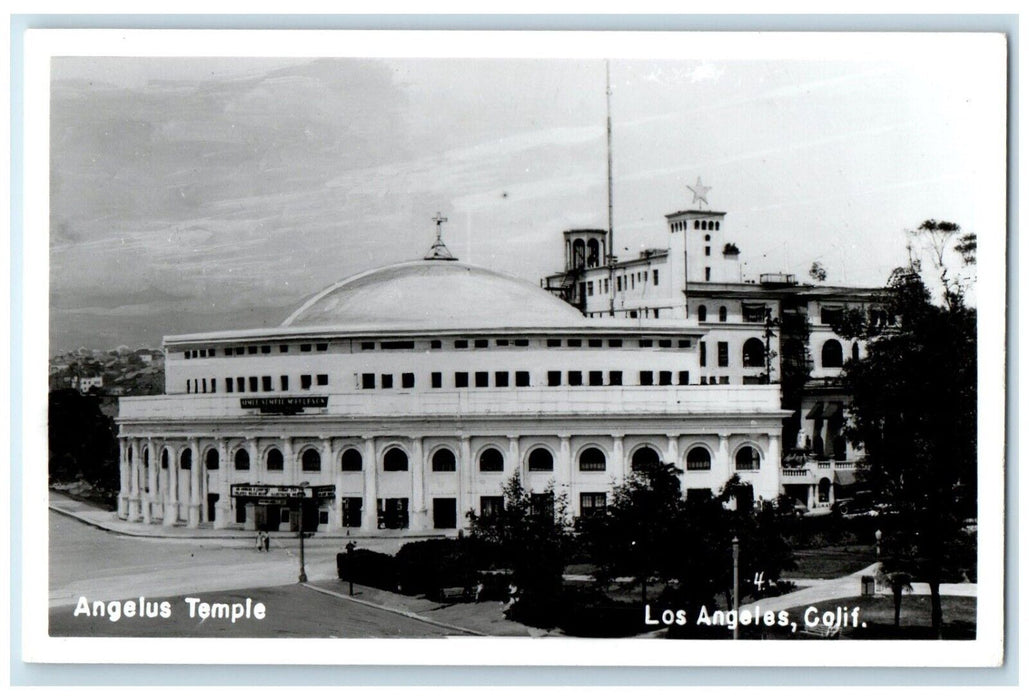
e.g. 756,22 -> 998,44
606,60 -> 616,317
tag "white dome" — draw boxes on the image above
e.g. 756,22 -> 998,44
282,260 -> 586,330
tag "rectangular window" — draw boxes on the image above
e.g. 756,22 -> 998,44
609,371 -> 623,386
700,376 -> 708,385
608,339 -> 623,348
361,373 -> 375,390
654,309 -> 660,319
225,378 -> 233,393
705,246 -> 711,256
455,372 -> 469,388
431,372 -> 442,389
454,340 -> 469,349
342,498 -> 362,528
700,342 -> 707,367
659,371 -> 673,386
381,374 -> 394,389
186,379 -> 191,393
496,339 -> 509,347
547,371 -> 562,387
514,339 -> 529,347
653,270 -> 659,286
432,498 -> 458,529
279,344 -> 289,353
639,339 -> 653,348
234,347 -> 244,356
261,345 -> 271,354
616,277 -> 622,292
658,339 -> 672,348
587,281 -> 594,296
588,338 -> 602,348
547,339 -> 561,347
474,339 -> 488,348
705,267 -> 711,281
678,339 -> 691,348
480,496 -> 504,518
567,338 -> 582,347
249,377 -> 258,392
568,371 -> 583,386
317,374 -> 329,386
379,340 -> 415,350
720,376 -> 730,385
300,344 -> 312,352
430,340 -> 442,349
515,371 -> 530,387
280,375 -> 289,391
718,342 -> 729,367
199,349 -> 206,358
247,346 -> 257,355
360,341 -> 374,351
821,306 -> 843,325
495,371 -> 509,387
201,378 -> 207,393
678,371 -> 690,385
224,348 -> 232,357
378,498 -> 409,530
302,375 -> 313,390
261,376 -> 272,391
530,493 -> 555,519
237,377 -> 245,393
580,492 -> 607,518
743,304 -> 767,323
588,370 -> 603,386
316,343 -> 328,352
401,372 -> 414,389
318,510 -> 329,525
640,371 -> 654,386
475,371 -> 489,388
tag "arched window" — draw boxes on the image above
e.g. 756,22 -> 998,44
572,239 -> 586,269
527,448 -> 554,472
234,448 -> 250,471
742,337 -> 765,368
301,448 -> 321,472
383,447 -> 408,472
340,448 -> 362,472
205,448 -> 219,471
586,239 -> 600,267
432,448 -> 456,472
702,220 -> 708,230
686,446 -> 711,471
697,305 -> 707,322
578,447 -> 606,472
631,446 -> 661,470
852,342 -> 860,361
479,448 -> 504,472
818,477 -> 832,503
821,339 -> 844,368
719,306 -> 727,322
266,448 -> 283,471
161,449 -> 169,469
735,446 -> 760,471
179,448 -> 192,470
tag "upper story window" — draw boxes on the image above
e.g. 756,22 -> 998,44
717,342 -> 729,367
686,446 -> 711,471
735,446 -> 761,471
267,448 -> 284,471
432,448 -> 457,472
528,448 -> 554,472
234,449 -> 250,471
821,306 -> 843,326
653,270 -> 659,286
697,305 -> 707,322
578,447 -> 606,472
742,338 -> 765,368
718,306 -> 728,322
302,448 -> 321,472
821,339 -> 844,368
479,448 -> 504,472
515,371 -> 530,387
631,447 -> 661,471
743,304 -> 767,323
383,447 -> 409,472
340,448 -> 362,471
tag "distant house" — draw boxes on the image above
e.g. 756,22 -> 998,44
78,376 -> 104,393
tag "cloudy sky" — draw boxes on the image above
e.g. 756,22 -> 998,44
49,46 -> 1004,351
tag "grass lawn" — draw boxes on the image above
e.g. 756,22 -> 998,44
788,544 -> 876,579
742,595 -> 976,640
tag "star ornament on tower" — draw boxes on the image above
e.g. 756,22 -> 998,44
688,177 -> 712,207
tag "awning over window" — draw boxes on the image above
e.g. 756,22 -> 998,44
823,402 -> 843,419
806,402 -> 824,419
834,470 -> 858,486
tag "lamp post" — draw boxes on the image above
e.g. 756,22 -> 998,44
345,540 -> 357,596
875,529 -> 883,561
732,535 -> 740,641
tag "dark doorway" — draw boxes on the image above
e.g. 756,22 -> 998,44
433,498 -> 458,529
207,493 -> 219,522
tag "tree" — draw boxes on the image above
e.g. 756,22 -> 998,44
48,389 -> 119,492
466,474 -> 570,626
835,237 -> 977,637
906,219 -> 977,311
809,261 -> 827,282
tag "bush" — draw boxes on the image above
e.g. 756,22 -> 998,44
336,549 -> 398,591
395,538 -> 476,600
556,588 -> 649,637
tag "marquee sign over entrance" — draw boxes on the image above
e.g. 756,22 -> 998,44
239,396 -> 328,414
231,484 -> 336,500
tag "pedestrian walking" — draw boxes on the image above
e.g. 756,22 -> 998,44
263,531 -> 270,551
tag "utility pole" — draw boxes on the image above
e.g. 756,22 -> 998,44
606,59 -> 616,318
732,536 -> 740,640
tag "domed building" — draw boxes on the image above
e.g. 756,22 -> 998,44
116,227 -> 788,533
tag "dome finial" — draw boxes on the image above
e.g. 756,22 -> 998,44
424,211 -> 457,260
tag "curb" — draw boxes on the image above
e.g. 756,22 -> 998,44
300,582 -> 487,637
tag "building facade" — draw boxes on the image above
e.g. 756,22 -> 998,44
117,247 -> 789,532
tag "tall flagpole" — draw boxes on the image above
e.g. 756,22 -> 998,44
606,60 -> 616,317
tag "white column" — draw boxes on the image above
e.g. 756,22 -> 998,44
142,440 -> 154,524
214,438 -> 231,529
322,437 -> 340,532
410,437 -> 426,530
507,435 -> 521,484
460,436 -> 473,531
718,432 -> 731,486
362,436 -> 377,531
806,484 -> 815,510
188,437 -> 201,528
612,434 -> 625,485
765,434 -> 782,501
127,439 -> 141,521
282,436 -> 294,484
665,434 -> 680,469
164,445 -> 179,526
247,437 -> 259,482
558,434 -> 572,492
117,439 -> 129,519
